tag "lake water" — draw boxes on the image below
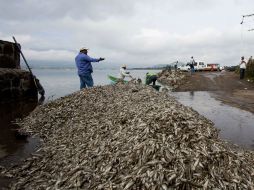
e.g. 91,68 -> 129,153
33,68 -> 161,100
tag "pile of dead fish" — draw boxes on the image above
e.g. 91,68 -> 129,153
2,83 -> 254,189
158,69 -> 186,89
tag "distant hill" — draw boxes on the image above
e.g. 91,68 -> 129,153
130,61 -> 187,70
25,60 -> 119,70
24,60 -> 187,70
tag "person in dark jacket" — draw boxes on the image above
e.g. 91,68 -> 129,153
190,56 -> 195,74
75,47 -> 105,89
145,72 -> 158,85
174,61 -> 178,71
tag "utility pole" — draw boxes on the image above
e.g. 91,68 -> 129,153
240,13 -> 254,56
240,13 -> 254,31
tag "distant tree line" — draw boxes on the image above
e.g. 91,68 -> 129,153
246,58 -> 254,79
233,57 -> 254,79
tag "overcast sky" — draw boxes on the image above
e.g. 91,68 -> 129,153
0,0 -> 254,67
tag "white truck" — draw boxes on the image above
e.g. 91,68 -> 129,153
178,63 -> 190,71
178,62 -> 206,71
194,62 -> 206,71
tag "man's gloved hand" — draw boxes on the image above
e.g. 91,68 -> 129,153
99,57 -> 105,61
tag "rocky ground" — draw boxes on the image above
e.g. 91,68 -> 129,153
1,82 -> 254,189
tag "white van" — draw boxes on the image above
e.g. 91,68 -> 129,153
178,63 -> 190,71
178,61 -> 206,72
194,62 -> 206,71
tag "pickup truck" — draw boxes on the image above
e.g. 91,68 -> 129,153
178,62 -> 206,71
203,63 -> 221,71
194,62 -> 206,71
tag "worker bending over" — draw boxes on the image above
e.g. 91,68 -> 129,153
145,72 -> 158,85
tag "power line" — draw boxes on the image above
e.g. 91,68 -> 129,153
240,13 -> 254,24
240,13 -> 254,32
243,13 -> 254,17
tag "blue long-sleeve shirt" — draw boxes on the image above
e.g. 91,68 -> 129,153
75,53 -> 100,75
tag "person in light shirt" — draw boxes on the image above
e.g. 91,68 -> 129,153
239,56 -> 247,79
118,65 -> 133,80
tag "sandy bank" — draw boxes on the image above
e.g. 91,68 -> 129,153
1,83 -> 254,189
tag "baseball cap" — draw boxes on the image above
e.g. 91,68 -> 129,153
80,47 -> 89,51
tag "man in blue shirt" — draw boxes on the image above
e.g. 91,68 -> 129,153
75,47 -> 105,89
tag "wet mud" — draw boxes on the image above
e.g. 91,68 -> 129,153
0,100 -> 40,189
175,71 -> 254,113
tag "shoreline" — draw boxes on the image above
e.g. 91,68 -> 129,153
158,70 -> 254,114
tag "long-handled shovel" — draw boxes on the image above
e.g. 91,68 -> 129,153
12,36 -> 45,97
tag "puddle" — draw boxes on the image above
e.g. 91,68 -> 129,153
0,99 -> 40,188
0,145 -> 7,158
0,100 -> 40,166
0,133 -> 40,167
171,91 -> 254,150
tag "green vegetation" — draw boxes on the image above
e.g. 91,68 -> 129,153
234,58 -> 254,79
246,58 -> 254,79
235,65 -> 240,74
